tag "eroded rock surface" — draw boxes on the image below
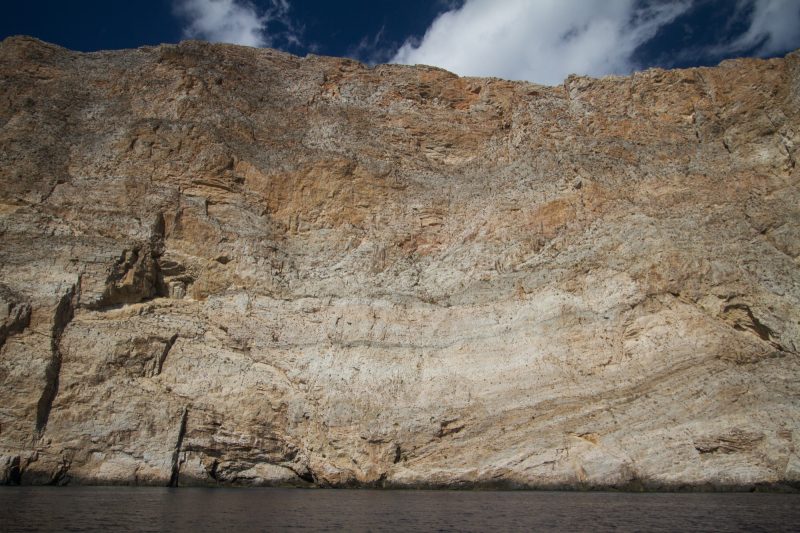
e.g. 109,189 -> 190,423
0,36 -> 799,489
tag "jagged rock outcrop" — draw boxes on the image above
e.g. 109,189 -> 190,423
0,35 -> 799,489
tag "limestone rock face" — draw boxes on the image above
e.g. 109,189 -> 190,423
1,36 -> 799,489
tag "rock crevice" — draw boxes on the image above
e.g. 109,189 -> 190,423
34,283 -> 77,436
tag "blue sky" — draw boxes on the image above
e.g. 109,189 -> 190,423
2,0 -> 799,85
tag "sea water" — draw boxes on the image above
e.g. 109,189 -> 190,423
1,487 -> 798,532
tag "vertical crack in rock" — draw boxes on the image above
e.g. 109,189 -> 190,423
150,211 -> 166,256
35,283 -> 77,436
169,406 -> 189,487
393,443 -> 402,464
779,133 -> 796,170
50,456 -> 72,486
208,459 -> 219,481
155,334 -> 179,376
0,456 -> 22,485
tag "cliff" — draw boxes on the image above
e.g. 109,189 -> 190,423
0,36 -> 798,489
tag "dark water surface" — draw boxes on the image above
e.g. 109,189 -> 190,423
1,487 -> 798,532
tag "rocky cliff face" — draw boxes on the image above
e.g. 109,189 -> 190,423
0,36 -> 799,489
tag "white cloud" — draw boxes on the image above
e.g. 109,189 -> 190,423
391,0 -> 692,85
723,0 -> 800,55
174,0 -> 300,48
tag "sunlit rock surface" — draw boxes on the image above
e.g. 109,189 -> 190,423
0,36 -> 798,489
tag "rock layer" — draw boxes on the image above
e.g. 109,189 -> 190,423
0,36 -> 799,489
